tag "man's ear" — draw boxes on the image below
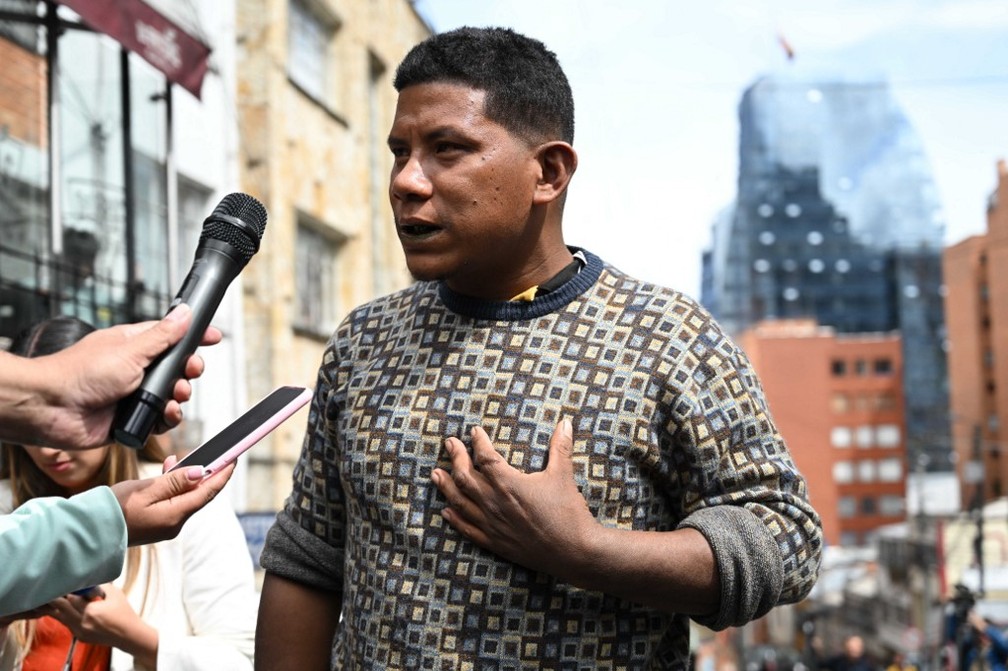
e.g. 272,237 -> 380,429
533,141 -> 578,205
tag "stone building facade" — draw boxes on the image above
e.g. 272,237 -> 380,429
235,0 -> 430,509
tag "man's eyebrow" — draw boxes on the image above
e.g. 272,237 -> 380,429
424,126 -> 460,140
388,126 -> 468,146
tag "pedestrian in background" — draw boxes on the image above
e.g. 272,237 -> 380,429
826,635 -> 879,671
965,610 -> 1008,671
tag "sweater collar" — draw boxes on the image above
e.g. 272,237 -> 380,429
437,249 -> 603,321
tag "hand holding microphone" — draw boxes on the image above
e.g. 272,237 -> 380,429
4,305 -> 220,451
113,192 -> 268,448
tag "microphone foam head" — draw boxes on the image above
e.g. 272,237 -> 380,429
201,192 -> 268,263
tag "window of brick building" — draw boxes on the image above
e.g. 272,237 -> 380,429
876,424 -> 901,448
855,425 -> 874,448
878,458 -> 902,481
876,392 -> 897,411
879,495 -> 905,516
831,426 -> 853,448
833,461 -> 854,483
857,460 -> 876,482
830,393 -> 849,413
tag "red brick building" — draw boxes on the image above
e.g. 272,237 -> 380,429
739,319 -> 907,547
943,159 -> 1008,509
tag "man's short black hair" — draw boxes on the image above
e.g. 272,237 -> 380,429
393,26 -> 575,145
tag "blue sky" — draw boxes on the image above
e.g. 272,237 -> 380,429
411,0 -> 1008,299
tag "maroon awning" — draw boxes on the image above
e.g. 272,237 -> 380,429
60,0 -> 212,99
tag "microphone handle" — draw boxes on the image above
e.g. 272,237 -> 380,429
113,240 -> 243,448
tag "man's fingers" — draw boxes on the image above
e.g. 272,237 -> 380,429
173,378 -> 194,404
546,417 -> 575,479
121,306 -> 218,367
470,426 -> 505,474
159,400 -> 184,432
443,436 -> 473,474
126,304 -> 193,363
182,354 -> 206,381
199,325 -> 224,346
434,439 -> 484,520
441,506 -> 487,545
440,437 -> 482,495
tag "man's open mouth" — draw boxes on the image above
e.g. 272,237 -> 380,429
402,224 -> 439,236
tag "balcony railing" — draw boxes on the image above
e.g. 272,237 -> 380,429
0,243 -> 170,344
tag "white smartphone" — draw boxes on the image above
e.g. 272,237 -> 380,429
169,385 -> 312,477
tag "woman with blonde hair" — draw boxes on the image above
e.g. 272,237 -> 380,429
0,316 -> 257,671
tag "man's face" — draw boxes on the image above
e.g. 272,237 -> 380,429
387,82 -> 547,299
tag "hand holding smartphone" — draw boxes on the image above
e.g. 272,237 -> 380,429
70,586 -> 105,600
169,385 -> 312,477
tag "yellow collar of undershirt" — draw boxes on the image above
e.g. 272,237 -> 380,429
509,286 -> 540,302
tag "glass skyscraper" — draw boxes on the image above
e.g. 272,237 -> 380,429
701,70 -> 950,471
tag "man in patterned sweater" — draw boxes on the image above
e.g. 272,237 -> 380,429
255,26 -> 822,670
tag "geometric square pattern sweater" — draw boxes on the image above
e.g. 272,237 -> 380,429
260,250 -> 823,670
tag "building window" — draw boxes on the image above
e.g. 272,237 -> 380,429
831,426 -> 852,448
854,359 -> 868,376
876,392 -> 897,411
831,393 -> 849,413
855,425 -> 874,448
857,460 -> 876,482
861,497 -> 877,515
294,218 -> 344,336
878,458 -> 903,482
840,531 -> 860,547
873,358 -> 893,375
838,497 -> 857,518
879,495 -> 905,516
831,359 -> 846,376
833,461 -> 854,483
876,424 -> 901,448
288,0 -> 340,105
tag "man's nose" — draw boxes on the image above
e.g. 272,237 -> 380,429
390,155 -> 432,200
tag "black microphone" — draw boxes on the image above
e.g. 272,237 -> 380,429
112,192 -> 267,449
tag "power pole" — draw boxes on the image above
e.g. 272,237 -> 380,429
972,424 -> 985,597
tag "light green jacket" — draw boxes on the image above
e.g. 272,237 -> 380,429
0,486 -> 126,616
